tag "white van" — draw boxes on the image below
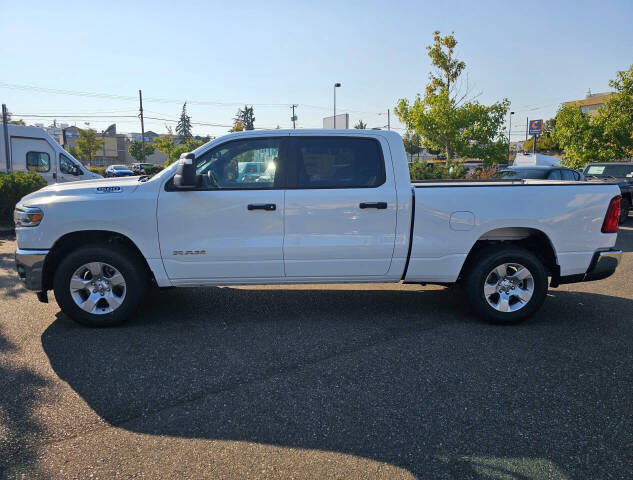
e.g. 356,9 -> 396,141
1,124 -> 101,184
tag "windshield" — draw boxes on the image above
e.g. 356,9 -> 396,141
584,164 -> 633,178
494,169 -> 548,179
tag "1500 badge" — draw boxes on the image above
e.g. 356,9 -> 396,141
95,186 -> 122,193
173,250 -> 206,255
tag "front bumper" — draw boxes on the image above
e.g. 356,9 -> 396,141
555,249 -> 622,285
14,249 -> 49,291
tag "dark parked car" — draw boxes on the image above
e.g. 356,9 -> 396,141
105,165 -> 135,177
583,162 -> 633,224
132,163 -> 154,175
494,166 -> 584,181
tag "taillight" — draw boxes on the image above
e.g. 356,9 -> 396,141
601,195 -> 621,233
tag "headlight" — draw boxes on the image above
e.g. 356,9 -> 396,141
14,206 -> 44,227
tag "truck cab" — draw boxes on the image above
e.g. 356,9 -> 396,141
1,124 -> 101,184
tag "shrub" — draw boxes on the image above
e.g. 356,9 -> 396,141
0,171 -> 47,225
143,165 -> 163,176
409,161 -> 466,180
87,167 -> 106,177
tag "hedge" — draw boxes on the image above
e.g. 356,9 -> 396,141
143,165 -> 163,175
0,171 -> 47,225
87,167 -> 106,177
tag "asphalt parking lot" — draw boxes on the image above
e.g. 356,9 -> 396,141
1,224 -> 632,480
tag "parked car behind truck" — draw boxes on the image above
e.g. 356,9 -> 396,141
583,162 -> 633,223
14,130 -> 623,327
1,125 -> 101,183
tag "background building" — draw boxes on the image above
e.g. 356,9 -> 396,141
564,89 -> 614,116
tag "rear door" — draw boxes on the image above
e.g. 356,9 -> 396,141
283,135 -> 397,278
10,137 -> 56,184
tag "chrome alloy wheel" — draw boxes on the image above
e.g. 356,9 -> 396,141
69,262 -> 126,315
483,263 -> 534,313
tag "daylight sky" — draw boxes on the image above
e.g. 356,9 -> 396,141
1,0 -> 632,139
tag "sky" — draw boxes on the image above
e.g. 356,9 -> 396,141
1,0 -> 632,140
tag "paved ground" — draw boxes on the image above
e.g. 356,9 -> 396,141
1,224 -> 632,480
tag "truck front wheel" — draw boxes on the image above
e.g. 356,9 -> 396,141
464,246 -> 548,325
53,245 -> 147,327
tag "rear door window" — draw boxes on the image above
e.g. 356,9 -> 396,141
547,169 -> 562,180
292,137 -> 385,188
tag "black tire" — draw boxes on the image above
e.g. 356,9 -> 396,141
464,246 -> 548,325
619,197 -> 631,224
53,245 -> 147,327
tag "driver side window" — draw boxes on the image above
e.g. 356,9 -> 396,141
195,138 -> 281,189
60,154 -> 79,175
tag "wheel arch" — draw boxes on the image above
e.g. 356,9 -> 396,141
459,227 -> 559,283
42,230 -> 155,291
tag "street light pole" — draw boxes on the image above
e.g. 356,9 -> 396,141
333,84 -> 338,128
507,111 -> 514,162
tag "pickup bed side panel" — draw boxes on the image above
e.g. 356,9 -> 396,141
405,184 -> 619,283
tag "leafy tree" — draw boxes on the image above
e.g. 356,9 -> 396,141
402,131 -> 422,156
75,128 -> 103,164
128,140 -> 155,162
2,110 -> 26,125
235,105 -> 255,130
395,30 -> 509,164
176,102 -> 193,142
354,120 -> 367,129
153,126 -> 177,160
165,138 -> 206,166
229,120 -> 244,132
553,64 -> 633,169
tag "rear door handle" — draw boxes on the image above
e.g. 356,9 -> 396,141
247,203 -> 276,211
359,202 -> 387,209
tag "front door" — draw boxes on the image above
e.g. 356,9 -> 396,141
157,137 -> 287,281
10,137 -> 57,184
283,135 -> 398,277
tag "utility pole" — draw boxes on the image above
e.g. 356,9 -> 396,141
387,109 -> 390,131
507,111 -> 514,162
290,104 -> 297,129
333,83 -> 341,129
2,104 -> 10,172
138,90 -> 146,162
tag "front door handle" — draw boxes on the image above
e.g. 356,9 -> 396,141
359,202 -> 387,209
248,203 -> 276,211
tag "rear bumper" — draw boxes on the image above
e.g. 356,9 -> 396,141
555,249 -> 622,285
14,249 -> 49,291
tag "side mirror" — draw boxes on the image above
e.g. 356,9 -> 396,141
173,153 -> 197,189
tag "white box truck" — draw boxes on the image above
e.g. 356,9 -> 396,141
1,124 -> 102,184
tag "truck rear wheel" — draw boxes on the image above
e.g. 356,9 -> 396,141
53,245 -> 147,327
464,246 -> 548,325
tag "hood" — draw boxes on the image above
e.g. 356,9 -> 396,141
20,176 -> 141,206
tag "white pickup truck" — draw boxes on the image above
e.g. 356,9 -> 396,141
14,130 -> 623,327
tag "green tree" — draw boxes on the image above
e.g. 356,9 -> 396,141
229,120 -> 244,132
402,131 -> 422,156
176,102 -> 193,142
354,120 -> 367,129
153,126 -> 177,160
395,30 -> 509,164
554,64 -> 633,169
128,140 -> 155,162
75,128 -> 103,164
164,138 -> 206,166
235,105 -> 255,130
